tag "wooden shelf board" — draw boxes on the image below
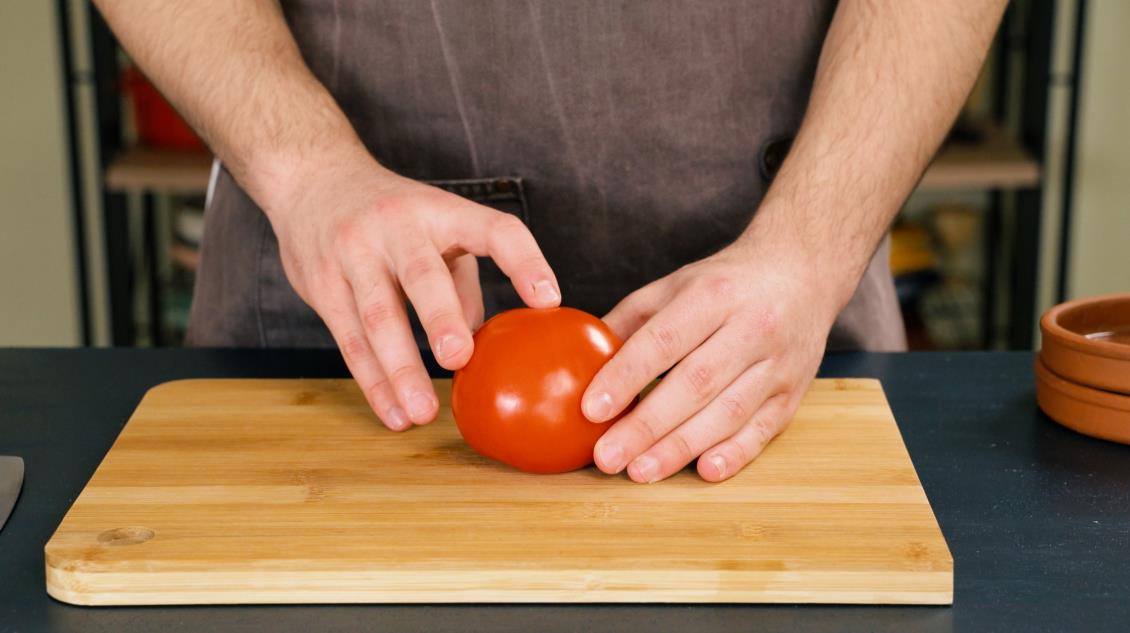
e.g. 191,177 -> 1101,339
104,146 -> 213,194
919,125 -> 1041,191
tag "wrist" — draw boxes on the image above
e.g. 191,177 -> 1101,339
251,140 -> 377,217
733,203 -> 874,322
230,96 -> 400,222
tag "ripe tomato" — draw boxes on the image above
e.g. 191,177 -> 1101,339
451,307 -> 632,474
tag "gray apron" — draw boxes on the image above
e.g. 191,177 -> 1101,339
186,0 -> 906,352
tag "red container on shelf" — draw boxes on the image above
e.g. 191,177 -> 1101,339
122,67 -> 206,152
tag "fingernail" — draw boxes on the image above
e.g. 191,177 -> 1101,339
384,406 -> 410,431
631,455 -> 660,483
435,334 -> 465,361
533,279 -> 560,305
405,390 -> 435,421
708,454 -> 727,480
596,441 -> 624,473
584,392 -> 614,422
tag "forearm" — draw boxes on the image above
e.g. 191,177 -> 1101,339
740,0 -> 1007,312
93,0 -> 378,215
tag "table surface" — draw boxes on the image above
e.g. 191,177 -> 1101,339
1,349 -> 1127,633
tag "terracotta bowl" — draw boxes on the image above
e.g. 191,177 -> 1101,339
1039,293 -> 1130,394
1035,356 -> 1130,445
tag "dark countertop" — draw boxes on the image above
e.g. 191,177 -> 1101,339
1,349 -> 1128,633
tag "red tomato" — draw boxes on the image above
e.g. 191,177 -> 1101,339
451,307 -> 632,474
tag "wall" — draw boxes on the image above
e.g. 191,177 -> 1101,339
1067,0 -> 1130,298
0,2 -> 81,345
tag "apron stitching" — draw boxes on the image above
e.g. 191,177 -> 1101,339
204,159 -> 221,211
526,0 -> 583,189
429,0 -> 481,176
330,0 -> 341,92
254,214 -> 269,347
526,0 -> 611,248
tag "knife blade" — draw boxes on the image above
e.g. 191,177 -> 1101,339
0,456 -> 24,532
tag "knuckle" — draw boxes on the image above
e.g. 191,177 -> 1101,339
629,281 -> 661,304
755,307 -> 781,338
332,217 -> 369,254
737,323 -> 762,351
629,409 -> 664,447
603,358 -> 636,394
751,416 -> 776,448
683,363 -> 714,399
387,363 -> 421,385
398,254 -> 441,287
490,212 -> 527,236
421,307 -> 463,331
370,193 -> 412,219
667,432 -> 695,463
520,255 -> 550,275
729,438 -> 751,468
338,333 -> 371,365
718,394 -> 750,425
490,215 -> 541,261
360,300 -> 398,331
364,375 -> 391,402
699,274 -> 736,302
647,324 -> 681,360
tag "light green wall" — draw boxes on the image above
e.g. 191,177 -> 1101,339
0,2 -> 81,345
1068,0 -> 1130,298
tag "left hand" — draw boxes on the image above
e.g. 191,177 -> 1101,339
582,240 -> 840,483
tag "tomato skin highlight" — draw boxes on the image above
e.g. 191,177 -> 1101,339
451,307 -> 632,474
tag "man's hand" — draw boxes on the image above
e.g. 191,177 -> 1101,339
582,240 -> 834,483
91,1 -> 563,431
270,160 -> 560,431
581,0 -> 1007,482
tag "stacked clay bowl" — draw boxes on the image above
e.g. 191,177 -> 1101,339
1037,293 -> 1130,444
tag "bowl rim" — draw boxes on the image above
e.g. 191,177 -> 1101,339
1035,356 -> 1130,412
1039,292 -> 1130,361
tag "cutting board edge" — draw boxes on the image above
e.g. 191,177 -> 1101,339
45,563 -> 953,606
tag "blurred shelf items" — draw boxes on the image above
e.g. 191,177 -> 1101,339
70,4 -> 1052,350
104,65 -> 211,346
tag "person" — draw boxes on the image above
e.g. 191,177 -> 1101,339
94,0 -> 1006,483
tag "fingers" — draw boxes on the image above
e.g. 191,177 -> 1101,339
697,393 -> 794,483
583,291 -> 724,425
602,280 -> 669,341
385,232 -> 475,369
317,281 -> 410,432
443,203 -> 560,309
449,254 -> 484,331
623,365 -> 783,483
343,260 -> 439,425
591,326 -> 756,474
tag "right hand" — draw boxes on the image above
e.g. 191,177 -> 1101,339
266,159 -> 561,431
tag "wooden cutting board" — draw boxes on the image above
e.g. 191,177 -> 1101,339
45,378 -> 952,605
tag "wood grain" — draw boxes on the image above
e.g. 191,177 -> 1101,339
44,378 -> 952,605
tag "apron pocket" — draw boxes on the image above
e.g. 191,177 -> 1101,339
422,176 -> 529,224
418,176 -> 530,329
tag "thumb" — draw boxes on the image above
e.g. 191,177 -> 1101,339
603,280 -> 669,341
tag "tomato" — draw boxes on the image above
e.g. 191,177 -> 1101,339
451,307 -> 632,474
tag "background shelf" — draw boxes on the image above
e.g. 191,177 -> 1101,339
105,123 -> 1039,195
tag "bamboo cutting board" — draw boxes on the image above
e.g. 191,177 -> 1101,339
45,378 -> 952,605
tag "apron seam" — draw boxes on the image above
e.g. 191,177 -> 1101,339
204,159 -> 221,211
254,214 -> 269,347
428,0 -> 481,176
330,0 -> 341,92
